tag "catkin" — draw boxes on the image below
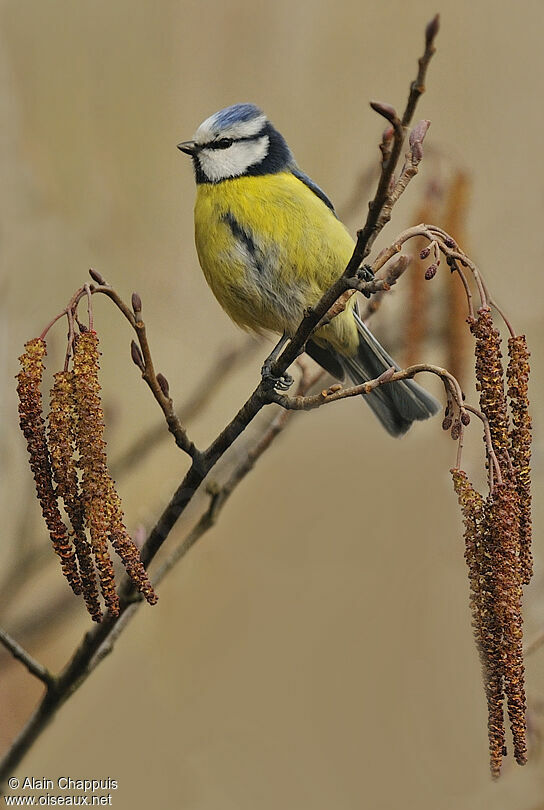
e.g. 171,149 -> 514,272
17,339 -> 81,595
49,371 -> 102,621
72,331 -> 157,614
507,336 -> 532,584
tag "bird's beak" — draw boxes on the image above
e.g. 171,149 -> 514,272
177,140 -> 199,156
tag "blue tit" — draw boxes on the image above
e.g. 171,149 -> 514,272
178,103 -> 439,436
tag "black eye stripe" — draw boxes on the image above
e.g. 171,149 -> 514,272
207,138 -> 233,150
204,132 -> 265,150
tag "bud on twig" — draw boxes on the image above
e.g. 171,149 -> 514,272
377,366 -> 396,384
131,292 -> 142,317
425,13 -> 440,47
385,254 -> 410,285
382,126 -> 394,143
425,264 -> 438,280
370,101 -> 398,125
451,420 -> 461,440
156,373 -> 170,398
89,268 -> 106,285
409,120 -> 430,162
130,340 -> 145,372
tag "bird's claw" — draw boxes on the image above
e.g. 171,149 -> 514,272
357,263 -> 375,281
356,264 -> 375,298
261,363 -> 294,391
274,373 -> 294,391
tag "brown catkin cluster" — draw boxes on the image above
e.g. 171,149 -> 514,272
453,308 -> 532,777
17,339 -> 81,595
491,483 -> 526,766
49,371 -> 102,621
72,331 -> 157,613
18,332 -> 158,622
451,470 -> 505,777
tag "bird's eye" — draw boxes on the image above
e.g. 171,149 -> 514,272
212,138 -> 233,150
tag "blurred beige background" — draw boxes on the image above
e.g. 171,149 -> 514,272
1,0 -> 544,808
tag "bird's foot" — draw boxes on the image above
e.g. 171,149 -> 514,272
261,362 -> 294,392
356,264 -> 375,298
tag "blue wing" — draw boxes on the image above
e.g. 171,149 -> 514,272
290,168 -> 337,216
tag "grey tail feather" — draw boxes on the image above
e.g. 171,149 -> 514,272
339,311 -> 440,437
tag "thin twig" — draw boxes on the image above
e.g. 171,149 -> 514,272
63,310 -> 75,373
371,222 -> 491,319
0,628 -> 55,688
40,278 -> 201,462
84,284 -> 93,331
464,405 -> 503,489
90,282 -> 201,462
402,14 -> 440,126
375,119 -> 431,236
270,362 -> 451,411
489,298 -> 517,339
111,338 -> 258,478
455,427 -> 465,470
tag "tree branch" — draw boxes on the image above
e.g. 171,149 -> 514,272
2,15 -> 441,786
270,362 -> 456,411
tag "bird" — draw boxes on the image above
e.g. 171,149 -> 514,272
178,103 -> 439,436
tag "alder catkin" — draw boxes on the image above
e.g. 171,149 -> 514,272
72,331 -> 157,614
49,371 -> 102,621
507,336 -> 532,584
452,469 -> 505,778
17,339 -> 81,595
73,331 -> 120,616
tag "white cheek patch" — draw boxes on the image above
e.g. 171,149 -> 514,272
198,135 -> 270,182
195,113 -> 267,144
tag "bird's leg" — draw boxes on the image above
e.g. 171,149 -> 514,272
261,333 -> 294,391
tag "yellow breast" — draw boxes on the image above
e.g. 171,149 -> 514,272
194,172 -> 358,353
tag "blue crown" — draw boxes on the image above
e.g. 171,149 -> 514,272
212,103 -> 264,129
